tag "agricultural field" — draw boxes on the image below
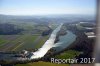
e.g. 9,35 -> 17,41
0,34 -> 49,51
54,50 -> 80,59
16,61 -> 70,66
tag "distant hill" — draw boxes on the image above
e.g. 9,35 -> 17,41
0,14 -> 96,23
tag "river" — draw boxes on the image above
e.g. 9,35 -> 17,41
53,31 -> 76,52
30,23 -> 76,59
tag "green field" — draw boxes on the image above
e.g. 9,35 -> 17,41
12,35 -> 39,51
0,34 -> 50,51
55,50 -> 80,59
0,39 -> 8,45
16,61 -> 70,66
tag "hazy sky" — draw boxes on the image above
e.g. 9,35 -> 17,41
0,0 -> 96,15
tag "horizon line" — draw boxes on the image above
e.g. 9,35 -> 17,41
0,13 -> 96,16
